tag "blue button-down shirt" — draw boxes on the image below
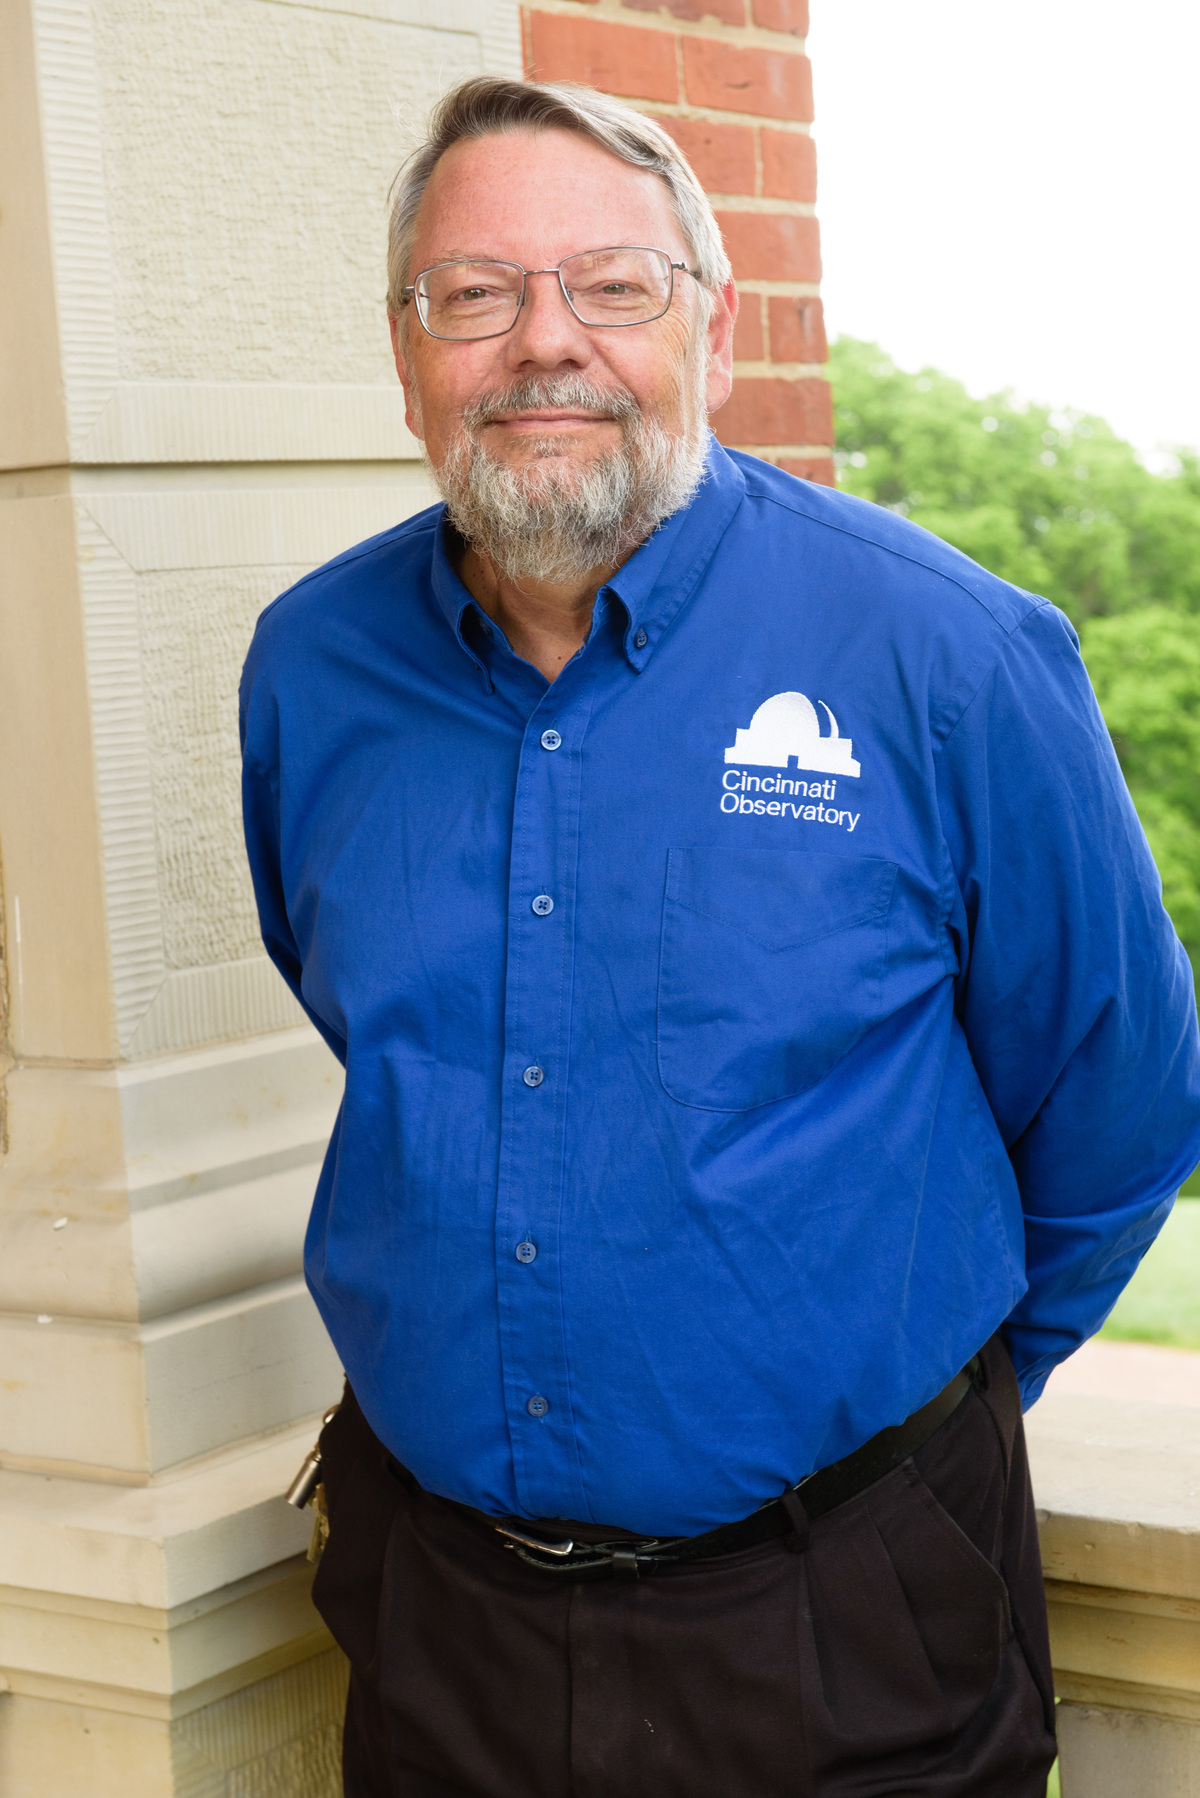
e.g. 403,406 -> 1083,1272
240,440 -> 1200,1535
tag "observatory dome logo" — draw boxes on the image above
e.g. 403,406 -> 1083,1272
724,691 -> 861,778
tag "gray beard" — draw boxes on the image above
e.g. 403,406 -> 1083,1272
427,362 -> 710,586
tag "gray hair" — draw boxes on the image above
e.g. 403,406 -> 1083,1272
386,76 -> 731,318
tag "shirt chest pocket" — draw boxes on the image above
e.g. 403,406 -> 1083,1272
657,845 -> 899,1112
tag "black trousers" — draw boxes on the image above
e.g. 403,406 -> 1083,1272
312,1336 -> 1056,1797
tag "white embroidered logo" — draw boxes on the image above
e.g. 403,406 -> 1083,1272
725,691 -> 861,778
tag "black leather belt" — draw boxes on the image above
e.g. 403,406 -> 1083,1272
492,1360 -> 978,1581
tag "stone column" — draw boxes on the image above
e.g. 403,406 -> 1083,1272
0,3 -> 520,1791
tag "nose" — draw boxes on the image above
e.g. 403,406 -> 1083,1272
504,268 -> 592,369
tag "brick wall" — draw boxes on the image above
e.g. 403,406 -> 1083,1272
522,0 -> 834,485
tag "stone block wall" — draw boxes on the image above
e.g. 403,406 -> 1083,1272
521,0 -> 835,483
0,3 -> 519,1791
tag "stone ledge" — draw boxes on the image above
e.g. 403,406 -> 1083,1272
0,1281 -> 343,1479
0,1417 -> 322,1610
1045,1582 -> 1200,1722
1028,1392 -> 1200,1598
1056,1671 -> 1200,1728
1028,1392 -> 1200,1736
0,1557 -> 328,1716
74,383 -> 423,465
1,1624 -> 333,1724
0,1643 -> 349,1798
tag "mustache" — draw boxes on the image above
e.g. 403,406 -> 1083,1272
461,374 -> 641,435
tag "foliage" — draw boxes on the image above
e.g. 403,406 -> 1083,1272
829,338 -> 1200,982
829,336 -> 1200,626
1082,608 -> 1200,960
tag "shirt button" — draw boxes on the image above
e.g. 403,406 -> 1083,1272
523,1065 -> 545,1088
531,894 -> 554,916
633,629 -> 648,649
526,1395 -> 549,1418
516,1240 -> 537,1263
540,729 -> 562,751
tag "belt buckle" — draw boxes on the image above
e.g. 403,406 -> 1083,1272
494,1522 -> 663,1580
493,1523 -> 576,1558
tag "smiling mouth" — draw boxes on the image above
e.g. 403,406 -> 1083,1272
488,410 -> 616,427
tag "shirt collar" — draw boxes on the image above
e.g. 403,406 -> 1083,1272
430,521 -> 493,687
428,434 -> 746,678
602,436 -> 746,671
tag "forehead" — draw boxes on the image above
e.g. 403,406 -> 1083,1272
413,127 -> 686,269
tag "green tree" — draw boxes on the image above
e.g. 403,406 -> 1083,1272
829,337 -> 1200,982
829,336 -> 1200,625
1081,607 -> 1200,959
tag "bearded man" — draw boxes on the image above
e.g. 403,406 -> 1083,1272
240,76 -> 1200,1798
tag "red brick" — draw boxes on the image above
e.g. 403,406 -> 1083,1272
761,128 -> 816,201
621,0 -> 745,22
712,375 -> 832,445
715,210 -> 821,281
653,116 -> 755,194
778,455 -> 836,485
732,295 -> 765,360
768,294 -> 827,363
683,39 -> 813,120
753,0 -> 809,32
528,14 -> 679,102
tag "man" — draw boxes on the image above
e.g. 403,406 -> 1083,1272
240,75 -> 1200,1797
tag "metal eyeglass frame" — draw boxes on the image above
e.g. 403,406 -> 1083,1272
400,246 -> 699,342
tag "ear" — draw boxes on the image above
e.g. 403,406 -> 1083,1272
390,312 -> 424,441
704,278 -> 738,415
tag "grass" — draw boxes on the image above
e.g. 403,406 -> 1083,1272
1047,1759 -> 1060,1798
1098,1197 -> 1200,1349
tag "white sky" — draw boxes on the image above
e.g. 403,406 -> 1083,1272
809,0 -> 1200,462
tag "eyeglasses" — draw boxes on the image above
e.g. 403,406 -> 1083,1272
401,246 -> 698,342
